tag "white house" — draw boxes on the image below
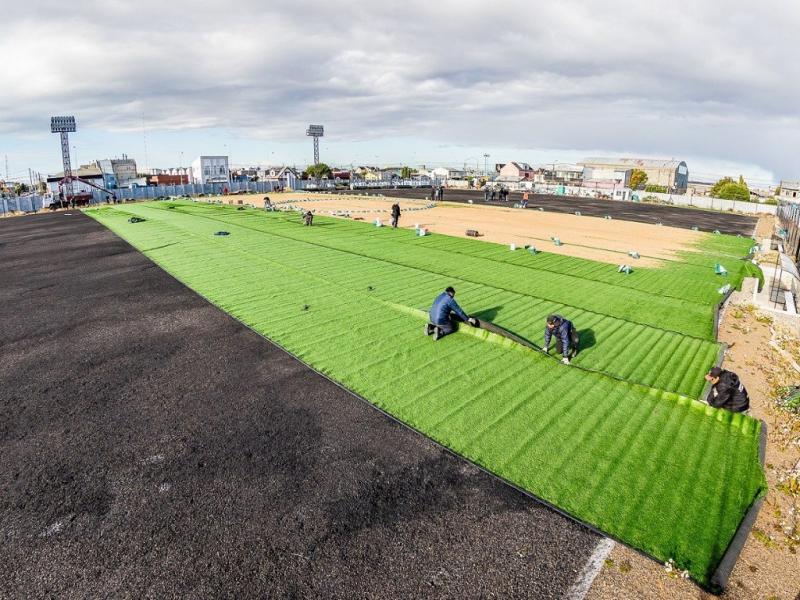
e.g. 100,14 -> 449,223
779,180 -> 800,201
264,166 -> 300,189
430,167 -> 466,181
190,156 -> 230,185
583,167 -> 632,188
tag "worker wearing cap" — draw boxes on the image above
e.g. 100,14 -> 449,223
425,286 -> 477,340
705,367 -> 750,413
543,314 -> 579,364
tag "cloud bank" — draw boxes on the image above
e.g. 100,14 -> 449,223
2,0 -> 799,178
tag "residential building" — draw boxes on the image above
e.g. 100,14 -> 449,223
580,157 -> 689,192
583,167 -> 631,188
779,180 -> 800,201
190,156 -> 230,185
430,167 -> 466,181
542,163 -> 584,184
498,162 -> 536,181
264,166 -> 300,189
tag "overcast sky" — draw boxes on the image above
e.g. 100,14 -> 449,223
2,0 -> 798,185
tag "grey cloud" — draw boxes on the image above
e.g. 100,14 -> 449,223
2,0 -> 800,177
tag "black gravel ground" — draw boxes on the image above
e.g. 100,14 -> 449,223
345,188 -> 758,236
0,212 -> 600,599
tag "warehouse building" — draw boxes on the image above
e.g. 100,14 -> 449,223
580,157 -> 689,192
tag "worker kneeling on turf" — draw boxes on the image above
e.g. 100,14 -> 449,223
425,286 -> 477,341
544,314 -> 579,364
704,367 -> 750,413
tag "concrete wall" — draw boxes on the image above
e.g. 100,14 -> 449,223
631,191 -> 777,215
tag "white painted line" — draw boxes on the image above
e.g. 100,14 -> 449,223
564,537 -> 615,600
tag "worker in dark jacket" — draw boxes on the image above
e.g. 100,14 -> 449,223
705,367 -> 750,413
543,314 -> 579,364
425,286 -> 477,340
303,210 -> 313,226
390,203 -> 401,228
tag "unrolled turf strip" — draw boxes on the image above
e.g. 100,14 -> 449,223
0,211 -> 601,599
87,201 -> 767,587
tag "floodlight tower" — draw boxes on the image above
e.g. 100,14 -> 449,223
306,124 -> 324,165
51,116 -> 76,200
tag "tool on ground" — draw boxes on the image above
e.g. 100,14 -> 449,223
714,263 -> 728,275
551,236 -> 562,246
618,264 -> 633,274
466,229 -> 480,237
628,250 -> 640,259
128,217 -> 146,224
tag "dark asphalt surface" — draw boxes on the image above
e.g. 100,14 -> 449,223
0,212 -> 599,599
346,188 -> 758,236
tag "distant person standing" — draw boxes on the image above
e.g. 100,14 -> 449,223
704,367 -> 750,413
484,186 -> 490,201
390,203 -> 401,228
303,210 -> 313,226
430,187 -> 436,202
490,188 -> 496,201
438,186 -> 444,201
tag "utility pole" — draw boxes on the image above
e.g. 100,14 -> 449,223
4,154 -> 8,180
483,153 -> 489,176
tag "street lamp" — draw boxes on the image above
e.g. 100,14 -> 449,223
483,153 -> 490,176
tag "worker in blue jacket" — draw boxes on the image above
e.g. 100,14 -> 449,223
543,314 -> 579,364
425,286 -> 477,340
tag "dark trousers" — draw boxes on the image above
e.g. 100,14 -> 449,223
556,329 -> 581,357
432,318 -> 457,338
391,215 -> 399,228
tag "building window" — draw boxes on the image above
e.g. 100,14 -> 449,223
204,168 -> 210,176
219,167 -> 226,175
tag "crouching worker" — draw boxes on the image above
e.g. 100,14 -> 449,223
543,314 -> 579,364
704,367 -> 750,413
303,210 -> 313,226
425,286 -> 477,341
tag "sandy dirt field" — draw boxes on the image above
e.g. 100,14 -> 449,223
222,192 -> 707,266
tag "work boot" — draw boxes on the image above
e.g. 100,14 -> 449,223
433,326 -> 443,341
424,323 -> 434,336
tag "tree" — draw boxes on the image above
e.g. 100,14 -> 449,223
13,182 -> 30,196
400,166 -> 416,179
644,184 -> 667,193
710,176 -> 750,202
629,169 -> 648,190
303,163 -> 332,179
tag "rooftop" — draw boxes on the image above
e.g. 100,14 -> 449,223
581,157 -> 684,169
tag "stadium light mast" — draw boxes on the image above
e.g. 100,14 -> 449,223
51,116 -> 76,200
306,124 -> 324,165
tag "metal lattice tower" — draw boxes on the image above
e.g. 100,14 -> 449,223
306,124 -> 324,165
51,116 -> 76,200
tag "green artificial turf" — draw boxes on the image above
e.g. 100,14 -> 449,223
88,201 -> 767,588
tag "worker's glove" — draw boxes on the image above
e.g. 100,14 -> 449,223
561,357 -> 570,365
467,317 -> 478,327
542,346 -> 549,354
